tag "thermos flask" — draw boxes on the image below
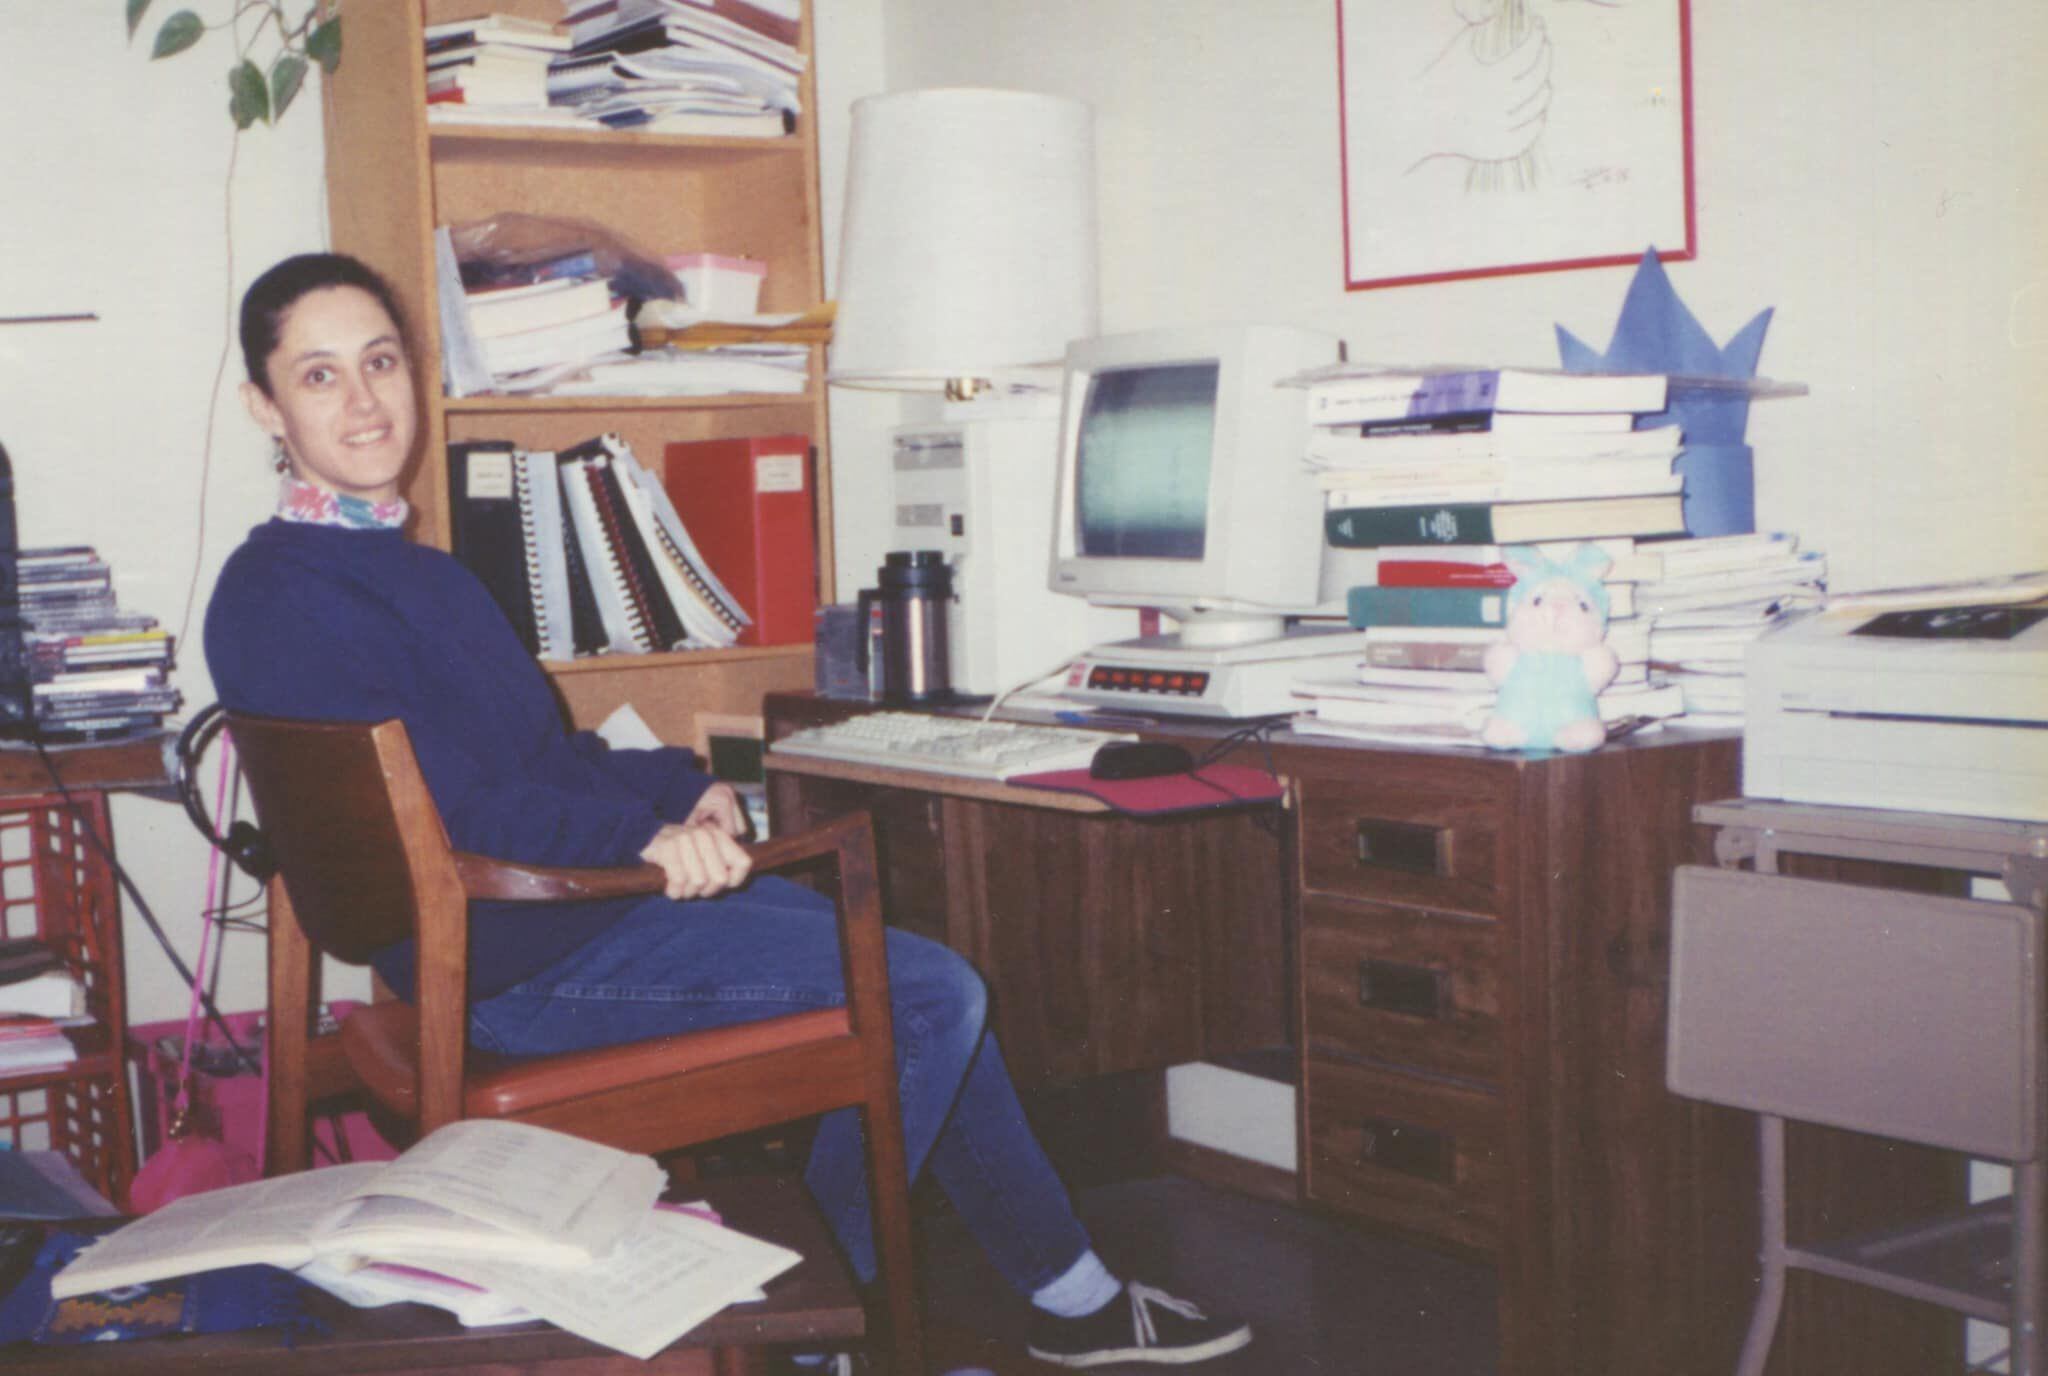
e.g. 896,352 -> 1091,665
856,551 -> 955,704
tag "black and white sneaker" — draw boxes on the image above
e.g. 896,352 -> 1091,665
1026,1281 -> 1252,1367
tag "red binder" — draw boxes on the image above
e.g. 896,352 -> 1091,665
662,434 -> 817,647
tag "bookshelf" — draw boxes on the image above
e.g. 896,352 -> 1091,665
319,0 -> 832,743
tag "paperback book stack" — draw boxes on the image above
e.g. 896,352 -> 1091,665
18,547 -> 180,740
1301,365 -> 1690,550
0,936 -> 88,1071
551,0 -> 803,136
422,12 -> 575,122
447,432 -> 752,663
1638,532 -> 1827,725
1291,537 -> 1684,746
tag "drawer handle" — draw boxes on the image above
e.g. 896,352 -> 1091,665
1354,818 -> 1448,875
1359,1116 -> 1454,1184
1358,958 -> 1450,1020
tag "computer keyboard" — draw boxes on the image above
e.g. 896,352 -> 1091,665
770,713 -> 1138,782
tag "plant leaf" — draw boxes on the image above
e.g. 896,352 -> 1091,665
270,54 -> 308,121
126,0 -> 153,41
306,16 -> 342,73
228,58 -> 270,128
151,10 -> 204,59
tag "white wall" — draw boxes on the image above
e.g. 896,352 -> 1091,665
0,4 -> 352,1023
823,0 -> 2048,595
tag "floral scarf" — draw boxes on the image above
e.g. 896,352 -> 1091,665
275,476 -> 408,531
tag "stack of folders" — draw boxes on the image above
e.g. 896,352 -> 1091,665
448,434 -> 752,663
1290,537 -> 1685,746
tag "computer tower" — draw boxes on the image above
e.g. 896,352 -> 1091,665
888,417 -> 1137,698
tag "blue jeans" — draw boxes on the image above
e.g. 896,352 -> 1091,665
466,875 -> 1093,1293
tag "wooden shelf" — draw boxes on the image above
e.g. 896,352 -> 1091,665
325,0 -> 832,740
544,642 -> 809,678
429,125 -> 810,158
443,391 -> 813,415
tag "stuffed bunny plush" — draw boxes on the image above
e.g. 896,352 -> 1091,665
1480,544 -> 1619,753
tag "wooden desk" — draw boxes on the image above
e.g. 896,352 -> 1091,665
764,693 -> 1959,1376
765,697 -> 1289,1092
0,1175 -> 861,1374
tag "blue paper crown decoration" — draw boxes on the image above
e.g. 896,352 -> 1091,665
1556,248 -> 1773,536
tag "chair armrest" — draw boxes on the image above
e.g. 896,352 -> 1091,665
453,854 -> 667,902
452,811 -> 877,902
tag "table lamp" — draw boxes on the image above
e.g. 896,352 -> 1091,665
829,87 -> 1099,400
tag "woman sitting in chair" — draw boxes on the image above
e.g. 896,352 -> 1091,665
203,252 -> 1252,1372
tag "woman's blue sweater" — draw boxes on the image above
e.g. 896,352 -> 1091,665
204,519 -> 714,999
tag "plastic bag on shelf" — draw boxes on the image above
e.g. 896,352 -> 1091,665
449,211 -> 684,305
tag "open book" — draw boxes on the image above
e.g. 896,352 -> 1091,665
53,1119 -> 664,1295
50,1120 -> 802,1359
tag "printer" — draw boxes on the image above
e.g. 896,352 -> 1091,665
1744,598 -> 2048,822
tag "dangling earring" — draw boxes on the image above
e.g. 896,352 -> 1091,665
271,437 -> 291,475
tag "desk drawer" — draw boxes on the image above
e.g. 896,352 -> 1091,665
1302,1054 -> 1501,1252
1294,764 -> 1505,915
1302,896 -> 1501,1084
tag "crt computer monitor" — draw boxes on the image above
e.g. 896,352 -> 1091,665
1048,323 -> 1355,648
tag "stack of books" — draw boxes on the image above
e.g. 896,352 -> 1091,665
1300,365 -> 1689,549
465,274 -> 633,383
0,937 -> 88,1072
18,547 -> 180,739
1638,532 -> 1827,724
447,433 -> 752,663
436,232 -> 633,393
1292,537 -> 1685,746
423,12 -> 573,118
550,0 -> 803,136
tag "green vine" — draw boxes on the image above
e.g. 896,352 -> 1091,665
128,0 -> 342,129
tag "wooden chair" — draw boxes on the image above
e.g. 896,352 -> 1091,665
228,713 -> 924,1376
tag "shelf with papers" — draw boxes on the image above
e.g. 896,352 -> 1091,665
326,0 -> 832,748
443,391 -> 816,414
431,124 -> 807,157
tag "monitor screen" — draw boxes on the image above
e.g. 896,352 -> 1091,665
1074,362 -> 1219,562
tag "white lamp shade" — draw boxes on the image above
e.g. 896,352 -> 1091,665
830,88 -> 1099,388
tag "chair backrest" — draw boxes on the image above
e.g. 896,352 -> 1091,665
226,713 -> 457,965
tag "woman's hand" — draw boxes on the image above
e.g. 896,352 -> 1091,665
640,789 -> 752,901
684,781 -> 749,838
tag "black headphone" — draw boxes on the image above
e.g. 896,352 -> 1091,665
176,703 -> 276,882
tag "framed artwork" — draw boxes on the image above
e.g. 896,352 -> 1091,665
1337,0 -> 1695,290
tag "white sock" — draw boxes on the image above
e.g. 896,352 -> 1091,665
1031,1249 -> 1122,1318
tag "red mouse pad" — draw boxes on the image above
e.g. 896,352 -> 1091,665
1007,763 -> 1283,816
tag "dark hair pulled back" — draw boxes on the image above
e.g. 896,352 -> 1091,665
239,252 -> 408,397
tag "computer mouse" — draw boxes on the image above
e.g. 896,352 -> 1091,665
1089,741 -> 1195,780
